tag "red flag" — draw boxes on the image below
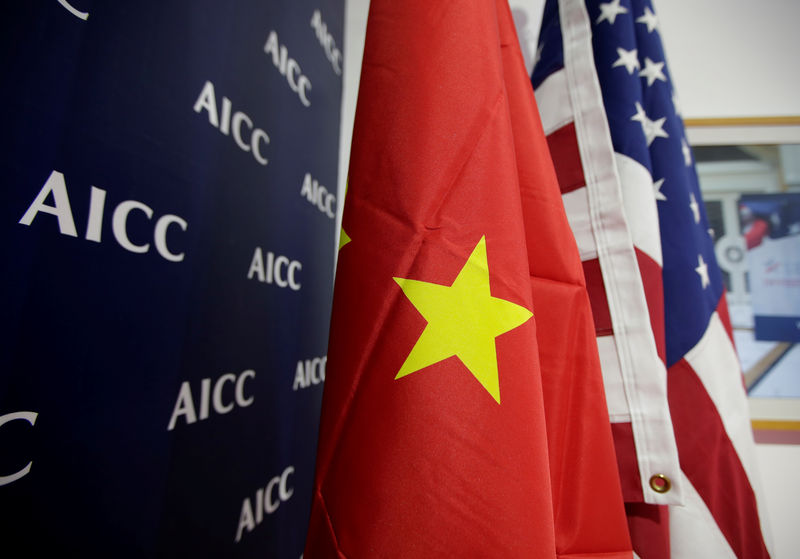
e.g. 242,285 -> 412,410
305,1 -> 631,556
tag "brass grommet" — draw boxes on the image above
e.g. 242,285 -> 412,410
649,474 -> 672,493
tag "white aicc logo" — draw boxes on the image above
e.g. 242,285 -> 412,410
57,0 -> 89,21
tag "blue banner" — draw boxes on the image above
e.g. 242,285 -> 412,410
1,1 -> 343,556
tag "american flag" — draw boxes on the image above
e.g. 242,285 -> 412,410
531,0 -> 772,557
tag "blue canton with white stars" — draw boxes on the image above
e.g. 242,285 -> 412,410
532,0 -> 725,368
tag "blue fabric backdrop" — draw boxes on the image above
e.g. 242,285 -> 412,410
0,2 -> 343,556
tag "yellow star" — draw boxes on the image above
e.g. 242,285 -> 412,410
393,236 -> 532,404
339,179 -> 351,250
339,228 -> 351,250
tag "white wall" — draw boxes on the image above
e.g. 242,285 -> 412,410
656,0 -> 800,120
338,1 -> 799,556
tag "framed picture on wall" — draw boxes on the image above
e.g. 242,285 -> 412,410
687,116 -> 800,443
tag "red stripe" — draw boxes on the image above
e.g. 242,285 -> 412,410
610,422 -> 643,502
624,503 -> 670,559
611,426 -> 672,559
634,248 -> 665,363
581,251 -> 662,343
667,358 -> 770,559
581,258 -> 613,336
546,122 -> 586,194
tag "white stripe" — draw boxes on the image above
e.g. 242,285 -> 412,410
670,473 -> 737,559
597,335 -> 630,422
533,69 -> 574,135
684,312 -> 773,554
562,187 -> 597,261
615,153 -> 662,266
559,0 -> 682,506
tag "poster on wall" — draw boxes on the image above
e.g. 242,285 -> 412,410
740,193 -> 800,342
0,1 -> 343,557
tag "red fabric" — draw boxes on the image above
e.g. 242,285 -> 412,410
611,422 -> 644,502
545,122 -> 586,194
304,1 -> 632,557
625,503 -> 670,559
635,248 -> 666,363
582,257 -> 613,336
498,5 -> 631,554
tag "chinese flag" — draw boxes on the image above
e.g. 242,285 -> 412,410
304,1 -> 631,557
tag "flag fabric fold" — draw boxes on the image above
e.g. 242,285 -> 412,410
531,0 -> 772,557
305,0 -> 631,557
